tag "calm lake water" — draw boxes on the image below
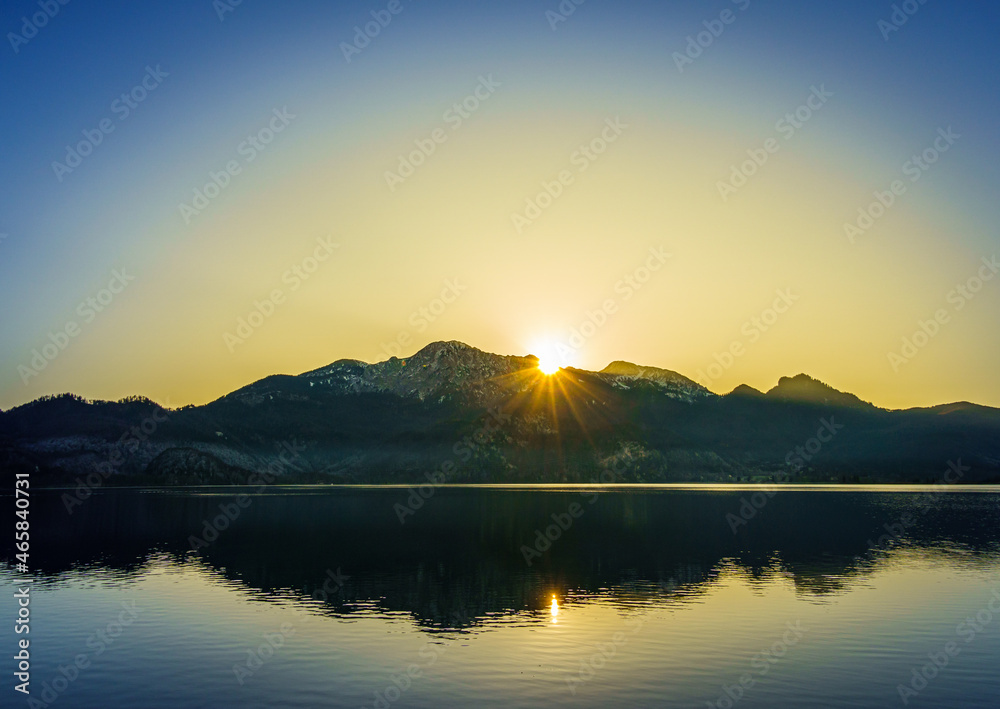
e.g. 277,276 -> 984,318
4,486 -> 1000,708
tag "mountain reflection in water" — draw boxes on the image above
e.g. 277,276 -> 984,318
13,487 -> 1000,629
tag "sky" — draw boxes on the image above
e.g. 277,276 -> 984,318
1,0 -> 999,411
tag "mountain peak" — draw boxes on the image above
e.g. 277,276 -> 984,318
726,384 -> 764,397
766,374 -> 876,409
598,361 -> 712,401
410,340 -> 478,358
601,361 -> 645,375
299,341 -> 539,403
600,361 -> 683,378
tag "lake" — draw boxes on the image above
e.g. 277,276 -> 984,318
4,486 -> 1000,708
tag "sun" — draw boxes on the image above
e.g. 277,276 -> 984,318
537,357 -> 561,375
530,338 -> 574,375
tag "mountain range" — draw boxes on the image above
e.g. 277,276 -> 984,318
3,340 -> 999,485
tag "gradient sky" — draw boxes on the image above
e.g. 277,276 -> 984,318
2,0 -> 999,410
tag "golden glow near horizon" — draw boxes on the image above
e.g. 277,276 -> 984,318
550,595 -> 559,623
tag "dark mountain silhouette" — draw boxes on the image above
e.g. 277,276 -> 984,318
766,373 -> 876,410
726,384 -> 765,398
2,341 -> 998,485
